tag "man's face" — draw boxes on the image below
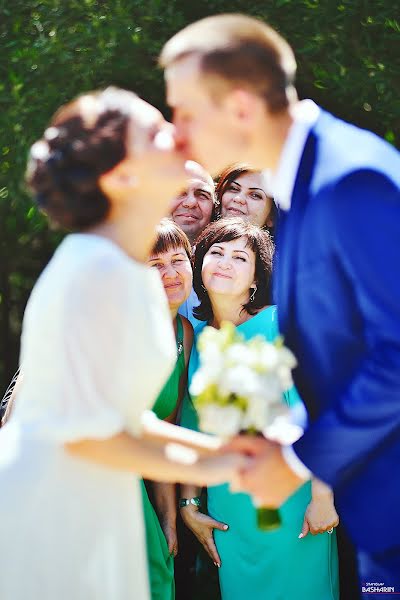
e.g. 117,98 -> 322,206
170,177 -> 214,242
166,56 -> 250,175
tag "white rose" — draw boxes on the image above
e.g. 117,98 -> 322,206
259,373 -> 283,402
218,365 -> 261,397
197,326 -> 227,353
200,342 -> 222,366
276,365 -> 294,391
189,370 -> 209,396
263,414 -> 303,444
257,344 -> 279,371
277,346 -> 297,369
225,344 -> 258,369
200,343 -> 225,377
206,359 -> 225,382
198,404 -> 243,437
242,395 -> 270,431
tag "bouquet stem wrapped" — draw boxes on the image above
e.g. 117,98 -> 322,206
257,507 -> 281,530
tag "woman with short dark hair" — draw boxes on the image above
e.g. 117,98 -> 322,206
179,218 -> 339,600
193,216 -> 273,321
144,218 -> 194,600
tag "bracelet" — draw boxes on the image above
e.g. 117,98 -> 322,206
179,496 -> 201,509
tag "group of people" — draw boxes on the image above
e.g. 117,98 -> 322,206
142,166 -> 340,600
0,12 -> 399,600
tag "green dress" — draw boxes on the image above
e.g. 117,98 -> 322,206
141,315 -> 185,600
182,307 -> 339,600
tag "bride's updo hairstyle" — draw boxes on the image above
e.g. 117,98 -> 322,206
26,87 -> 137,230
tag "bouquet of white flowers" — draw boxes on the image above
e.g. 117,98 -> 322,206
189,321 -> 299,531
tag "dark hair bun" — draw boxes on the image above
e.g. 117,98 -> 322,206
26,88 -> 134,230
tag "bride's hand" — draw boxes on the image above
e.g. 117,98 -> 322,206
195,452 -> 250,487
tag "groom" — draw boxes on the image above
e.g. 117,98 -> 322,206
160,14 -> 400,596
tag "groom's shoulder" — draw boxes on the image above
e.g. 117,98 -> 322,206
310,107 -> 399,192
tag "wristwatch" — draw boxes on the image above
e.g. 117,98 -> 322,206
178,496 -> 201,509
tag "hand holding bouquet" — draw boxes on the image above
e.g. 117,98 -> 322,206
189,321 -> 300,530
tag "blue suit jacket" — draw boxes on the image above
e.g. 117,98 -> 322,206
274,109 -> 400,554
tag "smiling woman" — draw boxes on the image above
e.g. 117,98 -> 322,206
148,218 -> 193,311
193,218 -> 274,323
143,218 -> 195,600
179,217 -> 339,600
216,164 -> 275,229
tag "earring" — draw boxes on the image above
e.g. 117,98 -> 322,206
249,286 -> 257,302
201,284 -> 207,292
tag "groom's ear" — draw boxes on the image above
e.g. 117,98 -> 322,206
223,89 -> 265,126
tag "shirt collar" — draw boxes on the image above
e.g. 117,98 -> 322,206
269,100 -> 320,211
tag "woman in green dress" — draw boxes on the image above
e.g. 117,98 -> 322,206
143,218 -> 194,600
179,218 -> 339,600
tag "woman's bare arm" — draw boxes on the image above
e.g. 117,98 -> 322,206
140,410 -> 222,456
65,430 -> 243,487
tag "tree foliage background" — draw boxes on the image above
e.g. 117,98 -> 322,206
0,0 -> 399,392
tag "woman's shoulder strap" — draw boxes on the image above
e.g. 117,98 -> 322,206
176,313 -> 184,344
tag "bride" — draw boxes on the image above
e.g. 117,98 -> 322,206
0,87 -> 243,600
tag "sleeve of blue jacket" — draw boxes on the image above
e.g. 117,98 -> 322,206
293,169 -> 400,490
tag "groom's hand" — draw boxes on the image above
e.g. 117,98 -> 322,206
225,436 -> 304,506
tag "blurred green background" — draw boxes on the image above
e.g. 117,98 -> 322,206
1,0 -> 399,392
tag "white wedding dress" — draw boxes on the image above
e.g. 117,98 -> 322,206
0,233 -> 175,599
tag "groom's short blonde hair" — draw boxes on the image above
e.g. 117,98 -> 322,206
159,13 -> 297,113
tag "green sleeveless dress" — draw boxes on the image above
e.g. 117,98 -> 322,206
182,307 -> 339,600
141,315 -> 185,600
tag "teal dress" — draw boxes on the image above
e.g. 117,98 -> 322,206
141,315 -> 185,600
182,307 -> 339,600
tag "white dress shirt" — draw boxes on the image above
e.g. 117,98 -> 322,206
270,99 -> 320,211
271,100 -> 320,480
